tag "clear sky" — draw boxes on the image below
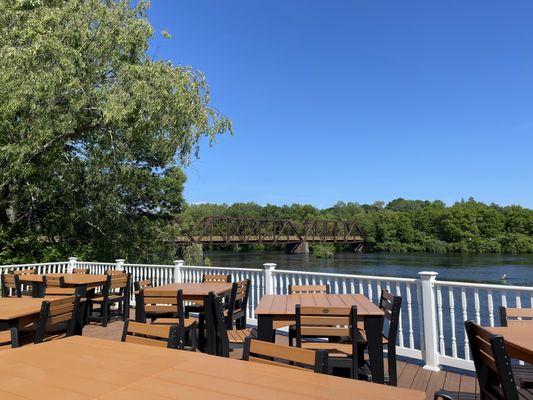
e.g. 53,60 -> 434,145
147,1 -> 533,209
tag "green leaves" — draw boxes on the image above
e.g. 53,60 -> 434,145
0,0 -> 231,263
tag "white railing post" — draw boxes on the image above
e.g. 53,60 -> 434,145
263,263 -> 276,295
419,271 -> 440,371
115,258 -> 125,271
174,260 -> 184,283
67,257 -> 77,273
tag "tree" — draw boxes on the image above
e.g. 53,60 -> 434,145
0,0 -> 231,262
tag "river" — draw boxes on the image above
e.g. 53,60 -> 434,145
204,251 -> 533,286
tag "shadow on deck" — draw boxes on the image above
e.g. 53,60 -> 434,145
83,319 -> 478,400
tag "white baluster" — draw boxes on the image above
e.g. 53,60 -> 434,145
395,282 -> 404,347
461,288 -> 469,360
449,288 -> 457,358
436,286 -> 445,354
487,290 -> 494,327
474,289 -> 481,324
406,283 -> 415,349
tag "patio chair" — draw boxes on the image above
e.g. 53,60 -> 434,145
121,320 -> 180,349
19,295 -> 81,344
243,337 -> 329,373
226,279 -> 251,329
86,273 -> 130,326
499,307 -> 533,389
14,268 -> 38,296
144,289 -> 197,350
288,284 -> 330,345
106,269 -> 127,275
208,292 -> 256,357
134,278 -> 152,292
435,321 -> 524,400
72,268 -> 89,274
43,275 -> 83,296
500,306 -> 533,326
1,273 -> 21,297
357,289 -> 402,385
295,304 -> 364,379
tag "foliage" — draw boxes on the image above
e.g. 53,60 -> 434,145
311,243 -> 335,258
181,199 -> 533,254
182,243 -> 210,266
0,0 -> 231,263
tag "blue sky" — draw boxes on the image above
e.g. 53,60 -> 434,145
147,1 -> 533,208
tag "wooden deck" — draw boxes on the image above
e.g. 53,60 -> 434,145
83,319 -> 478,400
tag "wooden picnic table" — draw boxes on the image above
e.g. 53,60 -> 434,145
0,296 -> 62,346
0,335 -> 425,399
137,282 -> 234,353
255,293 -> 386,383
487,325 -> 533,364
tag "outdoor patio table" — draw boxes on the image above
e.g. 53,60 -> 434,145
255,293 -> 386,383
0,296 -> 62,346
0,335 -> 425,399
487,325 -> 533,364
137,282 -> 233,353
18,273 -> 108,297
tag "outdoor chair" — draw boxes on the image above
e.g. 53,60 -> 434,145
72,268 -> 89,274
142,289 -> 197,350
186,273 -> 232,311
435,321 -> 526,400
19,295 -> 81,345
106,269 -> 127,275
208,292 -> 256,357
43,275 -> 84,296
499,306 -> 533,389
1,273 -> 21,298
243,337 -> 329,373
357,289 -> 402,385
500,306 -> 533,326
86,273 -> 130,326
121,320 -> 181,349
134,278 -> 152,293
295,304 -> 364,379
288,284 -> 330,345
226,279 -> 251,329
13,268 -> 38,296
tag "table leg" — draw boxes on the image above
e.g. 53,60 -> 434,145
365,315 -> 385,384
257,315 -> 274,342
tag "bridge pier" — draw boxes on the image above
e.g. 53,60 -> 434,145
286,241 -> 309,254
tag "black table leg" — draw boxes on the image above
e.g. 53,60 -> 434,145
365,315 -> 385,384
257,315 -> 274,342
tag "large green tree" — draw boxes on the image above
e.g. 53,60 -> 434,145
0,0 -> 231,262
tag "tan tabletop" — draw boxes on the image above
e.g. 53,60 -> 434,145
0,336 -> 424,400
18,273 -> 108,288
0,296 -> 62,329
255,293 -> 384,317
487,325 -> 533,364
143,282 -> 233,301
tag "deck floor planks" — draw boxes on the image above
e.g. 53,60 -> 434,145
82,318 -> 478,399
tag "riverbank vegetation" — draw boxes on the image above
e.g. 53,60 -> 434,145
181,199 -> 533,255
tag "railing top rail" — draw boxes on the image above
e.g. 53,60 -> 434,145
77,261 -> 116,266
182,265 -> 262,273
124,263 -> 174,268
434,279 -> 533,291
0,261 -> 68,269
273,268 -> 418,283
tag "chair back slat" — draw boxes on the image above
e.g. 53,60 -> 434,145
107,269 -> 126,276
202,274 -> 231,283
500,306 -> 533,327
289,284 -> 329,294
109,274 -> 129,289
379,290 -> 402,343
465,321 -> 519,400
121,320 -> 179,349
243,337 -> 328,373
134,279 -> 152,292
296,305 -> 356,340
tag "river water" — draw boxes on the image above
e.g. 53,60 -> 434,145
204,251 -> 533,286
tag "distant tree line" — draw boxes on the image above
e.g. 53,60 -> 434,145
180,198 -> 533,254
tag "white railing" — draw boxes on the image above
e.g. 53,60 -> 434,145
1,257 -> 532,372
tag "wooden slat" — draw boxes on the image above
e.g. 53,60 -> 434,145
127,321 -> 172,339
125,335 -> 168,348
249,339 -> 317,366
506,308 -> 533,318
300,326 -> 350,336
